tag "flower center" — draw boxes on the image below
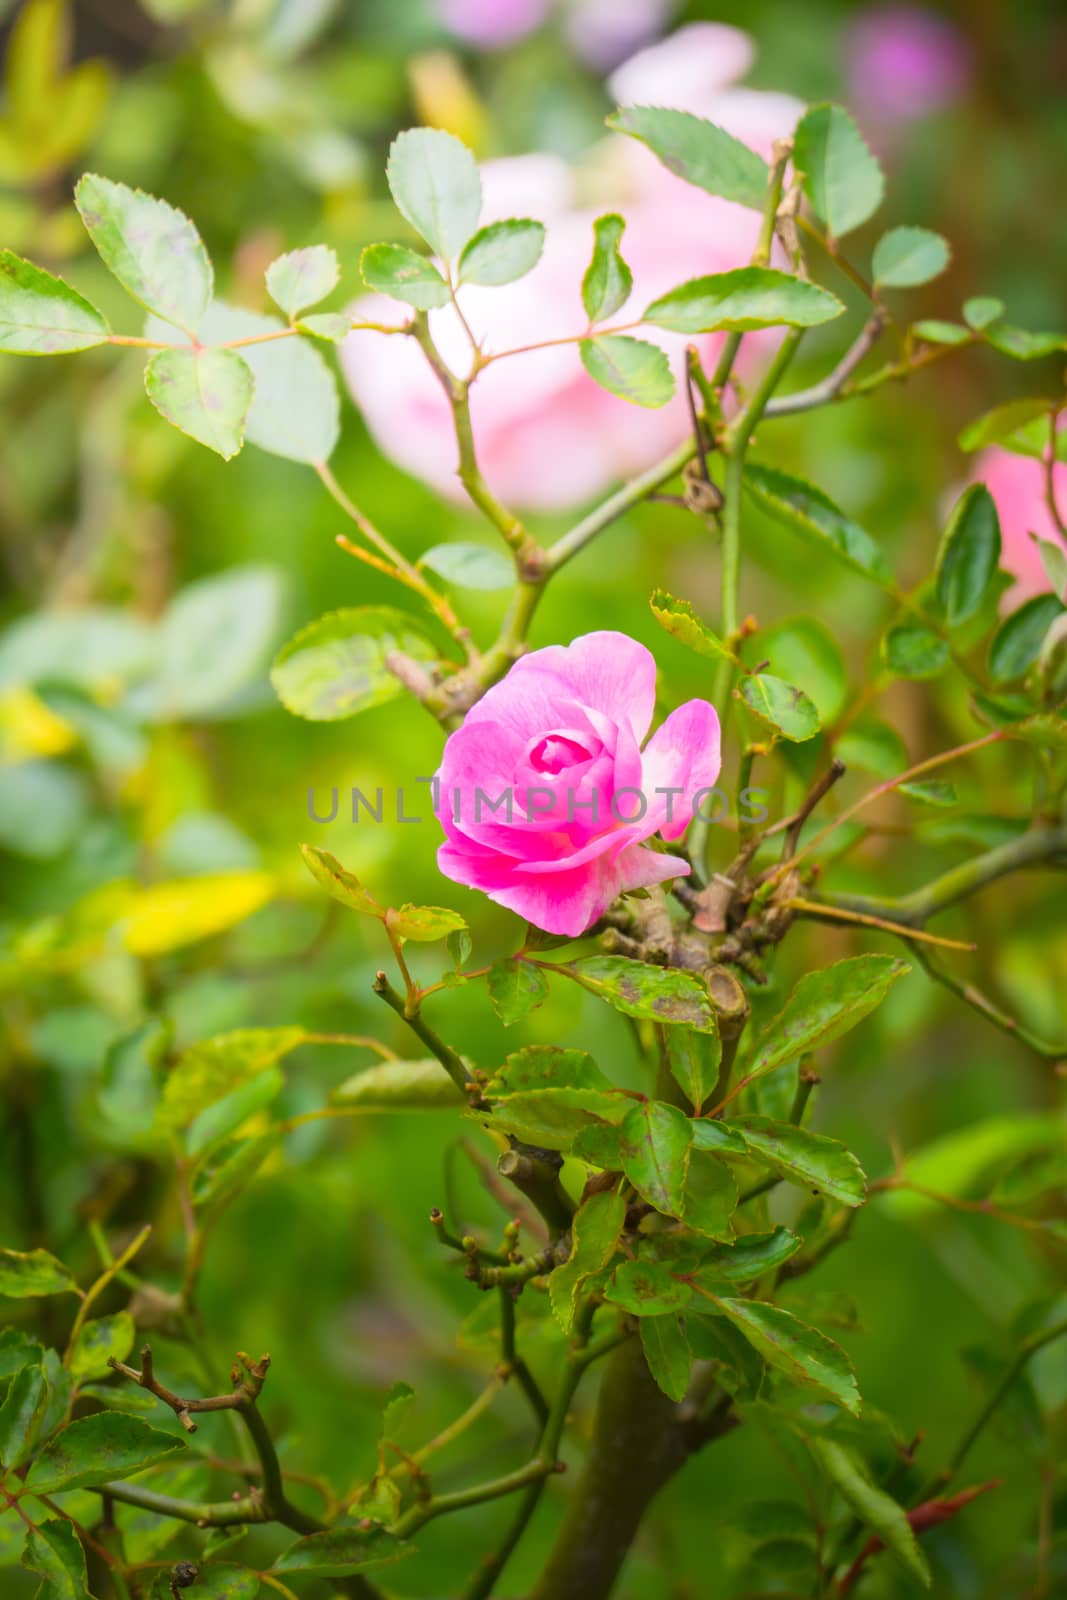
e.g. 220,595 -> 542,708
527,730 -> 596,775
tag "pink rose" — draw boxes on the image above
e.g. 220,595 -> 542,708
844,6 -> 972,132
433,631 -> 720,935
973,447 -> 1067,608
432,0 -> 550,50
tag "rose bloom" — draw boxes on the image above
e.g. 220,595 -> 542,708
973,447 -> 1067,608
342,24 -> 801,512
843,5 -> 972,131
433,630 -> 720,936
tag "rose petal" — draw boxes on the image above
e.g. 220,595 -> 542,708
640,698 -> 722,840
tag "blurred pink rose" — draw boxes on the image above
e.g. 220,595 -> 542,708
565,0 -> 678,70
342,26 -> 801,511
433,0 -> 549,50
974,447 -> 1067,608
434,630 -> 720,935
844,6 -> 971,129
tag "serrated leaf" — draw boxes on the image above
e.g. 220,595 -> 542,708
487,957 -> 549,1025
794,103 -> 884,238
420,541 -> 513,590
579,334 -> 674,407
734,1117 -> 867,1207
488,1088 -> 625,1151
619,1100 -> 692,1216
582,213 -> 632,323
266,245 -> 339,316
812,1437 -> 931,1586
68,1311 -> 135,1383
550,1188 -> 626,1332
741,617 -> 848,726
273,1524 -> 415,1577
936,485 -> 1001,628
0,1248 -> 77,1299
144,346 -> 253,460
871,226 -> 949,288
649,590 -> 736,664
689,1227 -> 802,1285
682,1148 -> 738,1237
0,249 -> 110,354
665,1024 -> 722,1113
300,843 -> 383,915
882,621 -> 949,680
743,464 -> 893,587
331,1058 -> 464,1110
989,594 -> 1065,683
360,243 -> 449,310
0,1363 -> 50,1468
387,904 -> 467,942
488,1046 -> 613,1096
271,606 -> 441,722
159,1027 -> 309,1130
458,218 -> 545,286
747,955 -> 910,1083
386,127 -> 482,260
606,1259 -> 692,1316
607,106 -> 768,210
639,1313 -> 692,1401
197,302 -> 339,465
713,1298 -> 860,1413
645,268 -> 843,334
568,956 -> 718,1031
740,673 -> 820,741
26,1413 -> 184,1493
75,174 -> 211,333
21,1518 -> 89,1600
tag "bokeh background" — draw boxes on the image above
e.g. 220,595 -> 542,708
0,2 -> 1065,1596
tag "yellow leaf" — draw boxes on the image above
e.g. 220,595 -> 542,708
122,871 -> 275,956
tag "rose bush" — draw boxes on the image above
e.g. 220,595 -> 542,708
434,630 -> 719,934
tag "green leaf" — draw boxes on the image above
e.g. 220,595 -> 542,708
734,1117 -> 867,1207
690,1119 -> 750,1158
488,1088 -> 625,1151
487,957 -> 549,1026
936,485 -> 1002,628
989,594 -> 1065,683
26,1413 -> 184,1493
619,1100 -> 692,1216
714,1298 -> 860,1414
458,218 -> 545,286
963,296 -> 1005,330
665,1024 -> 722,1113
639,1313 -> 692,1401
914,319 -> 970,346
883,1113 -> 1064,1219
144,564 -> 284,721
606,106 -> 768,210
0,1330 -> 46,1378
386,127 -> 482,260
420,541 -> 513,590
793,103 -> 884,238
75,174 -> 212,333
958,397 -> 1056,454
0,1363 -> 50,1469
649,589 -> 736,663
568,956 -> 718,1031
1032,535 -> 1067,594
899,780 -> 957,807
0,1248 -> 77,1299
747,955 -> 910,1083
882,621 -> 949,680
742,617 -> 848,726
606,1259 -> 692,1317
582,213 -> 632,323
985,325 -> 1066,361
871,226 -> 950,289
579,334 -> 674,408
0,249 -> 110,354
360,243 -> 449,310
740,673 -> 820,741
1007,712 -> 1067,751
298,311 -> 353,342
550,1189 -> 626,1332
300,843 -> 383,916
689,1227 -> 802,1285
571,1121 -> 624,1169
149,1567 -> 258,1598
488,1046 -> 613,1096
271,606 -> 441,722
331,1058 -> 464,1110
387,904 -> 467,942
743,464 -> 893,587
835,718 -> 907,777
197,303 -> 339,465
68,1311 -> 135,1383
645,268 -> 843,334
682,1149 -> 738,1238
274,1524 -> 415,1577
266,245 -> 339,316
21,1518 -> 89,1600
812,1437 -> 931,1586
186,1068 -> 284,1156
144,346 -> 253,460
159,1027 -> 309,1131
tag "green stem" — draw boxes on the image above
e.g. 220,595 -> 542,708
372,971 -> 475,1097
499,1287 -> 550,1426
545,434 -> 698,574
91,1482 -> 263,1526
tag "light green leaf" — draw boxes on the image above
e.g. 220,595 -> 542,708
386,127 -> 482,260
158,1027 -> 309,1131
963,296 -> 1005,330
812,1437 -> 931,1586
607,106 -> 768,210
936,485 -> 1001,628
387,904 -> 467,942
266,245 -> 339,316
734,1117 -> 867,1207
747,955 -> 910,1083
458,218 -> 545,286
606,1259 -> 691,1317
871,226 -> 950,289
579,334 -> 674,407
690,1119 -> 750,1158
714,1298 -> 860,1414
793,103 -> 884,238
958,397 -> 1056,454
488,1048 -> 613,1101
567,956 -> 718,1031
989,594 -> 1065,683
882,1113 -> 1065,1219
550,1189 -> 626,1332
682,1148 -> 738,1238
0,1363 -> 50,1469
197,303 -> 339,465
1032,535 -> 1067,594
144,346 -> 253,460
141,564 -> 284,721
487,957 -> 549,1026
68,1312 -> 135,1383
665,1024 -> 722,1113
26,1413 -> 184,1493
619,1100 -> 692,1216
21,1518 -> 89,1600
985,325 -> 1066,361
298,311 -> 353,342
645,268 -> 843,334
742,617 -> 848,726
186,1068 -> 284,1156
743,464 -> 893,587
0,1248 -> 77,1299
582,213 -> 632,323
331,1058 -> 464,1111
274,1524 -> 415,1577
740,673 -> 820,741
271,605 -> 441,722
649,589 -> 736,663
899,780 -> 957,807
420,541 -> 513,590
300,843 -> 382,915
639,1313 -> 692,1401
0,249 -> 110,354
882,621 -> 949,680
75,174 -> 211,332
913,319 -> 970,346
360,243 -> 449,310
